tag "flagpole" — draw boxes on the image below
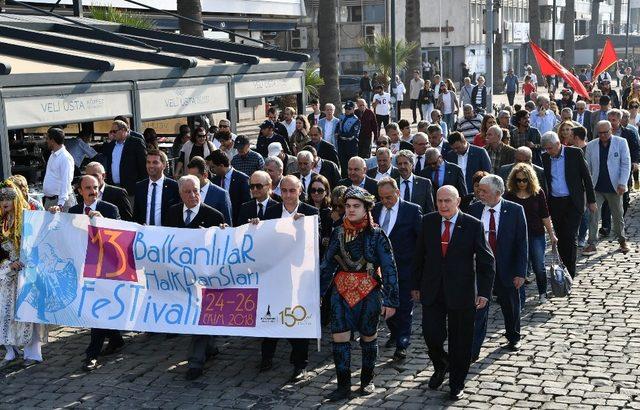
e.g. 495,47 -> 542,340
625,0 -> 631,62
486,0 -> 493,114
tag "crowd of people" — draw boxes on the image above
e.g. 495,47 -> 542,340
0,64 -> 638,402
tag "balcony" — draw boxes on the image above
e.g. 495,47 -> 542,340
537,0 -> 566,6
540,22 -> 565,40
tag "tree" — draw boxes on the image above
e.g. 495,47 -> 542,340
591,0 -> 602,62
318,0 -> 341,111
563,0 -> 575,69
614,0 -> 622,34
177,0 -> 204,37
361,35 -> 419,90
404,0 -> 422,95
528,0 -> 544,86
493,31 -> 504,93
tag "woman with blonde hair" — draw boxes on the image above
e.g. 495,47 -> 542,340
557,121 -> 575,146
504,163 -> 557,304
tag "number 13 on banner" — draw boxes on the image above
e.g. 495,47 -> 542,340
83,226 -> 138,282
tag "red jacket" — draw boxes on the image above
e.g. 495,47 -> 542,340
356,108 -> 379,145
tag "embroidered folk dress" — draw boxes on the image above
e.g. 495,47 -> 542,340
0,239 -> 34,346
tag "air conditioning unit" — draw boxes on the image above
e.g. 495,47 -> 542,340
364,24 -> 382,44
290,27 -> 308,49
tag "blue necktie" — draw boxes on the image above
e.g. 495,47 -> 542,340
403,180 -> 411,201
149,182 -> 157,225
185,209 -> 193,225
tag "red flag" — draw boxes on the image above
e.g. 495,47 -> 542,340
529,42 -> 590,99
593,38 -> 618,80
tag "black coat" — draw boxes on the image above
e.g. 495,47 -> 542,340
166,203 -> 224,229
312,140 -> 341,171
412,211 -> 495,310
69,200 -> 120,220
420,161 -> 468,198
101,184 -> 133,222
541,146 -> 596,211
211,169 -> 251,226
337,176 -> 380,200
104,136 -> 147,195
256,133 -> 291,157
263,201 -> 319,220
366,166 -> 400,180
319,159 -> 341,189
132,177 -> 180,226
236,198 -> 280,226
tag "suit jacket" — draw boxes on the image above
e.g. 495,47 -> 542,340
319,159 -> 341,189
69,200 -> 120,220
437,141 -> 452,159
202,182 -> 233,225
292,171 -> 319,200
396,175 -> 434,214
212,169 -> 251,226
356,108 -> 379,152
104,136 -> 147,195
312,140 -> 341,171
470,85 -> 487,111
420,161 -> 467,197
263,201 -> 319,220
366,166 -> 400,180
498,162 -> 548,194
542,146 -> 596,211
237,198 -> 280,225
590,109 -> 609,137
101,184 -> 133,222
468,199 -> 529,288
132,177 -> 180,226
399,140 -> 414,152
307,112 -> 325,126
167,202 -> 224,229
445,144 -> 492,189
337,176 -> 380,200
372,200 -> 422,277
585,136 -> 632,191
619,126 -> 640,165
572,109 -> 593,139
412,211 -> 495,309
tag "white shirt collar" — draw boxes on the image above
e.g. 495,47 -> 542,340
149,174 -> 165,187
83,199 -> 98,211
282,203 -> 299,217
441,211 -> 459,225
401,174 -> 414,184
483,200 -> 502,215
200,181 -> 210,202
183,203 -> 201,222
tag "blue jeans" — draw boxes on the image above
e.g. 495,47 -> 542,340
443,113 -> 454,133
578,212 -> 590,243
529,234 -> 547,296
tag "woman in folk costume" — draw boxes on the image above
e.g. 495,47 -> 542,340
320,186 -> 399,401
0,180 -> 45,368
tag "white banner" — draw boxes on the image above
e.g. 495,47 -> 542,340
5,91 -> 132,129
139,83 -> 230,121
234,76 -> 303,99
16,211 -> 320,338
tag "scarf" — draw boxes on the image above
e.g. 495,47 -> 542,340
342,213 -> 371,243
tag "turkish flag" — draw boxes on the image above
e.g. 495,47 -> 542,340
593,38 -> 618,80
530,42 -> 590,99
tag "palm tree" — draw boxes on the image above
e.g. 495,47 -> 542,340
528,0 -> 544,85
305,65 -> 325,101
318,0 -> 341,111
404,0 -> 422,93
563,0 -> 575,69
177,0 -> 204,37
361,35 -> 419,90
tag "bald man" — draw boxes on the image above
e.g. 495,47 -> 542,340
356,98 -> 380,158
337,156 -> 380,199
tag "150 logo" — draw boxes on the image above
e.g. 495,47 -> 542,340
279,305 -> 309,327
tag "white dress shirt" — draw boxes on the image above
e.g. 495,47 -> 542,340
457,147 -> 470,179
199,181 -> 211,204
281,203 -> 300,218
222,167 -> 234,191
576,112 -> 585,125
414,155 -> 426,172
313,158 -> 323,174
380,200 -> 399,235
282,120 -> 296,137
299,173 -> 312,192
273,178 -> 282,197
43,145 -> 75,206
83,199 -> 98,213
146,175 -> 165,226
441,211 -> 459,235
256,198 -> 270,216
374,168 -> 392,181
481,201 -> 502,241
183,203 -> 201,224
399,174 -> 414,199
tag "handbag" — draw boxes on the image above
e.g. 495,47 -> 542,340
548,246 -> 573,298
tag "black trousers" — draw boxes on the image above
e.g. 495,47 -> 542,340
410,99 -> 422,122
548,196 -> 583,277
376,115 -> 390,131
506,91 -> 516,106
494,279 -> 521,344
261,338 -> 309,369
85,328 -> 124,359
421,291 -> 475,391
358,134 -> 373,159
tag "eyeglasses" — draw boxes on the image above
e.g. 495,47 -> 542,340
219,124 -> 230,128
249,183 -> 264,190
309,188 -> 325,194
377,141 -> 388,146
197,134 -> 206,138
515,178 -> 529,184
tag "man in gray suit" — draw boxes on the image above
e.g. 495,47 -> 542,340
395,149 -> 434,214
498,147 -> 548,194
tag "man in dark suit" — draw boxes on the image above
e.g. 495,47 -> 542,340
427,124 -> 451,158
167,175 -> 225,381
485,125 -> 517,173
573,100 -> 593,139
65,175 -> 124,372
301,145 -> 341,190
395,150 -> 434,214
590,95 -> 611,137
356,98 -> 379,158
412,185 -> 494,400
541,131 -> 596,277
308,125 -> 341,172
258,175 -> 318,382
372,179 -> 421,360
104,120 -> 147,196
185,156 -> 232,225
497,147 -> 548,194
84,161 -> 133,221
306,99 -> 325,126
237,170 -> 280,225
366,147 -> 400,180
292,150 -> 318,200
337,156 -> 379,199
207,150 -> 251,226
132,150 -> 180,226
255,120 -> 291,157
421,147 -> 467,198
446,131 -> 492,190
469,175 -> 528,361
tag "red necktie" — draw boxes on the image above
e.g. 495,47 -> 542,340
441,220 -> 451,257
489,209 -> 497,254
84,206 -> 91,215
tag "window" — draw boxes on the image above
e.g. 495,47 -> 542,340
350,6 -> 362,22
364,4 -> 385,22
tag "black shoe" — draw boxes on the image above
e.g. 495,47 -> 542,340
206,347 -> 220,360
258,358 -> 273,372
101,343 -> 124,356
384,338 -> 395,348
358,382 -> 375,396
599,227 -> 610,237
185,368 -> 203,381
327,371 -> 352,402
82,358 -> 99,372
428,368 -> 448,389
505,341 -> 521,351
359,367 -> 375,396
393,348 -> 407,360
471,355 -> 480,363
449,388 -> 465,400
289,367 -> 306,382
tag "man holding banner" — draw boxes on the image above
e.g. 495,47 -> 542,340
320,186 -> 399,401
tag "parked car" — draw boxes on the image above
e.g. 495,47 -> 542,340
339,75 -> 361,102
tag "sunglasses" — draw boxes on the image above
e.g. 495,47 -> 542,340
309,188 -> 325,194
516,178 -> 529,184
197,134 -> 206,138
631,105 -> 640,109
249,183 -> 264,190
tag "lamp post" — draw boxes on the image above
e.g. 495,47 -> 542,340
486,0 -> 494,113
438,0 -> 443,76
390,0 -> 397,121
625,0 -> 631,62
